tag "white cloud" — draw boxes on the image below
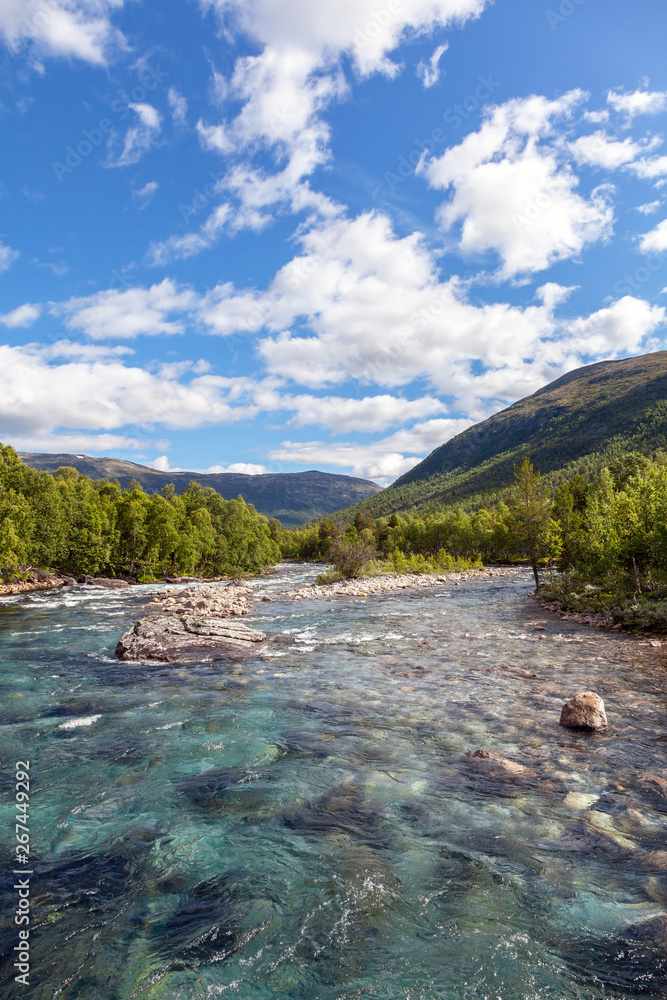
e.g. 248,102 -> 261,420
108,103 -> 162,167
204,462 -> 269,474
0,343 -> 261,454
148,205 -> 231,266
148,454 -> 170,471
195,210 -> 666,421
133,180 -> 158,206
638,218 -> 667,254
167,87 -> 188,126
148,456 -> 270,474
535,282 -> 577,312
56,279 -> 198,339
188,0 -> 489,238
36,339 -> 134,360
0,238 -> 19,272
422,91 -> 614,278
607,88 -> 667,120
0,302 -> 41,327
565,296 -> 665,357
0,0 -> 126,65
570,131 -> 661,170
417,42 -> 448,88
627,156 -> 667,181
286,393 -> 446,432
269,416 -> 473,483
637,200 -> 662,216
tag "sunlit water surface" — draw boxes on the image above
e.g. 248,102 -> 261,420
1,564 -> 667,1000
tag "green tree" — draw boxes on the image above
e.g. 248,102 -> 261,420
507,457 -> 561,589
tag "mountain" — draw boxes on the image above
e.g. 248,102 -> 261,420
17,453 -> 382,528
337,351 -> 667,519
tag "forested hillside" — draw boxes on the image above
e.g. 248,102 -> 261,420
18,452 -> 382,527
0,445 -> 281,581
336,351 -> 667,520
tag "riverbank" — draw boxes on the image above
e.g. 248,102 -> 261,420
0,569 -> 76,596
534,591 -> 666,649
273,566 -> 521,602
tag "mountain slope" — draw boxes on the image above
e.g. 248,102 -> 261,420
337,351 -> 667,519
17,453 -> 382,528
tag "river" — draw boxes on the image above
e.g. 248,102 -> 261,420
1,563 -> 666,999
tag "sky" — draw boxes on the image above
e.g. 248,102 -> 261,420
1,0 -> 667,485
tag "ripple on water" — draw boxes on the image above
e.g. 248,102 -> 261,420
1,565 -> 666,999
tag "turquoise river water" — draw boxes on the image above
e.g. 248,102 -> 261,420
1,563 -> 667,1000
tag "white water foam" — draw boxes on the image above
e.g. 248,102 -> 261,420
57,714 -> 102,730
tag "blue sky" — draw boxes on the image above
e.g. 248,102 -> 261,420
1,0 -> 667,484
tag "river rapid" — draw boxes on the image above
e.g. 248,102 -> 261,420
1,563 -> 666,1000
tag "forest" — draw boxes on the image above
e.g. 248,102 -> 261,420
0,444 -> 280,580
3,439 -> 667,631
277,452 -> 667,630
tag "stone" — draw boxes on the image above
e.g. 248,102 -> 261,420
80,575 -> 132,589
560,691 -> 608,731
637,772 -> 667,801
115,613 -> 266,662
564,791 -> 600,810
464,749 -> 527,775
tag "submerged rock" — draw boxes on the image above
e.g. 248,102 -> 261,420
115,613 -> 266,662
464,749 -> 529,775
637,771 -> 667,802
560,692 -> 608,731
283,782 -> 391,848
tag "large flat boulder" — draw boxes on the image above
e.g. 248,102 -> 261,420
115,613 -> 266,662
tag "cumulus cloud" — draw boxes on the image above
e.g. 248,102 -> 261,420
108,103 -> 162,167
285,393 -> 445,433
0,343 -> 261,453
179,0 -> 489,245
149,456 -> 270,474
564,296 -> 665,357
0,0 -> 126,65
269,416 -> 473,482
637,200 -> 663,215
422,91 -> 614,278
627,156 -> 667,181
0,238 -> 19,273
0,302 -> 41,327
204,462 -> 269,474
56,279 -> 198,339
570,131 -> 662,170
638,218 -> 667,253
193,210 -> 667,424
607,88 -> 667,120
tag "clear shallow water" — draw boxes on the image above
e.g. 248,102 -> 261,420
1,565 -> 667,1000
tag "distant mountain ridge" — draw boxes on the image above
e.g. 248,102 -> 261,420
335,350 -> 667,519
17,453 -> 382,528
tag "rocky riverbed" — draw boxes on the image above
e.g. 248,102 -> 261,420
113,568 -> 522,661
2,562 -> 667,998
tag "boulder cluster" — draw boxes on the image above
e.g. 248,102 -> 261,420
115,583 -> 266,662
